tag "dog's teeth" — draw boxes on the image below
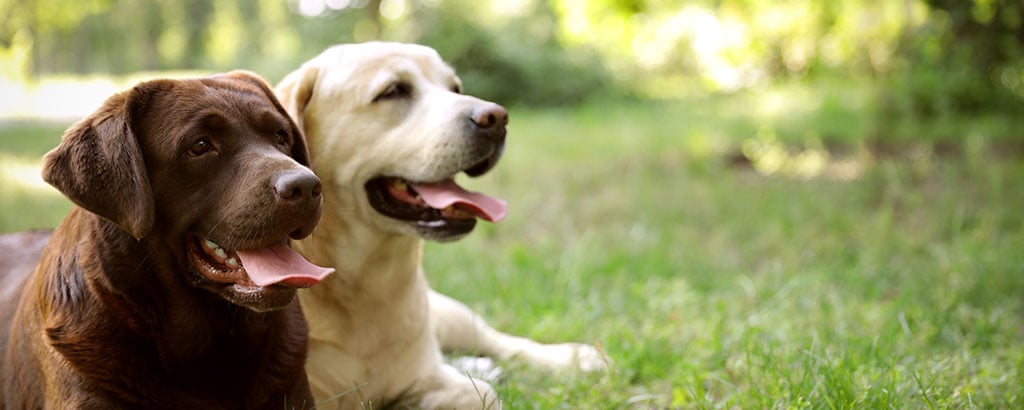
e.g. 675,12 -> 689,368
204,239 -> 220,250
226,257 -> 240,269
394,180 -> 407,191
214,248 -> 228,261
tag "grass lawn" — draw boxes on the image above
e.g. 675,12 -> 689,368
432,99 -> 1024,408
2,95 -> 1022,408
0,120 -> 73,231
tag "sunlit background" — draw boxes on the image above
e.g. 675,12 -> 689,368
3,1 -> 1023,104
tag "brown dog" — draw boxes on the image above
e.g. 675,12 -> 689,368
0,71 -> 333,408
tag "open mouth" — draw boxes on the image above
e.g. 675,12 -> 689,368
364,146 -> 508,239
366,174 -> 508,227
188,235 -> 334,289
371,177 -> 505,219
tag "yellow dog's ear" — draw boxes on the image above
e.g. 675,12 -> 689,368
275,65 -> 319,133
41,82 -> 164,240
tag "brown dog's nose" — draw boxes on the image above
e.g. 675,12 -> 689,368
470,103 -> 509,130
274,169 -> 322,204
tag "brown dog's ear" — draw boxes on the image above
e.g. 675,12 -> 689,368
42,85 -> 159,240
275,65 -> 319,136
216,69 -> 316,167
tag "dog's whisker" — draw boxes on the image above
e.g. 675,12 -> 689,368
205,220 -> 224,240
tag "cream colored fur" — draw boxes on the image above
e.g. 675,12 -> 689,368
277,42 -> 607,409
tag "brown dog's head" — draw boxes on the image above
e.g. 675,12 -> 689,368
42,71 -> 333,312
276,42 -> 509,242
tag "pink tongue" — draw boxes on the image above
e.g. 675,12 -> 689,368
235,243 -> 334,288
411,179 -> 508,222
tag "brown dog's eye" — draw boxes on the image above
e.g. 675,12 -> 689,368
188,138 -> 213,156
275,129 -> 289,146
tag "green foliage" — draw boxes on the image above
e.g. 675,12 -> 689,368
879,0 -> 1024,125
408,1 -> 612,105
0,0 -> 615,105
5,0 -> 1024,116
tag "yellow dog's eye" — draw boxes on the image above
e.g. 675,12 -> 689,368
188,138 -> 213,156
374,82 -> 412,102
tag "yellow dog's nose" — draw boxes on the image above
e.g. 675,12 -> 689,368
471,102 -> 509,130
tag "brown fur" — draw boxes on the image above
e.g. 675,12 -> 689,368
0,71 -> 320,409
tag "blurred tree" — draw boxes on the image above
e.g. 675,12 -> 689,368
903,0 -> 1024,113
182,0 -> 213,68
926,0 -> 1024,72
1,0 -> 1023,115
401,0 -> 611,105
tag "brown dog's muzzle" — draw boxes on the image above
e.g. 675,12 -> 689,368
273,169 -> 324,240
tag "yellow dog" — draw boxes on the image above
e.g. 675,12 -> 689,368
277,42 -> 607,408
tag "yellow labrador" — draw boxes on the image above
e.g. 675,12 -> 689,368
277,42 -> 607,408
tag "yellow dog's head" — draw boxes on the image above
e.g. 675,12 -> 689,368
277,42 -> 508,242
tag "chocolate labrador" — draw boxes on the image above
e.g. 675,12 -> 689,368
0,71 -> 333,409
